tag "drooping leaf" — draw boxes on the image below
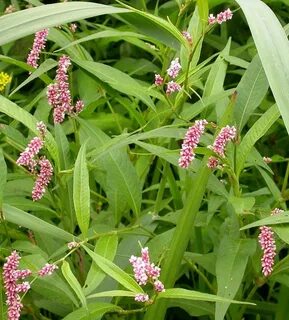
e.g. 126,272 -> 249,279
62,261 -> 87,308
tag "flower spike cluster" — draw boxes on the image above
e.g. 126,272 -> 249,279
178,120 -> 208,169
2,251 -> 59,320
129,247 -> 165,302
27,29 -> 49,69
258,208 -> 284,277
47,55 -> 84,123
16,122 -> 53,201
208,8 -> 233,25
154,57 -> 182,95
2,251 -> 32,320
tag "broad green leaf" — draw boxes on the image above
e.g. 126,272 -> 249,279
84,234 -> 118,295
215,216 -> 256,320
166,300 -> 214,316
83,245 -> 143,293
236,104 -> 280,176
197,0 -> 209,30
74,60 -> 155,111
234,55 -> 269,131
3,204 -> 75,242
0,2 -> 129,45
240,212 -> 289,230
257,167 -> 282,203
0,149 -> 7,210
236,0 -> 289,134
10,59 -> 57,96
0,95 -> 59,167
63,302 -> 122,320
73,143 -> 90,237
157,288 -> 254,305
62,261 -> 87,308
88,290 -> 136,299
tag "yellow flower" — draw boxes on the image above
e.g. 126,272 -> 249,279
0,72 -> 12,91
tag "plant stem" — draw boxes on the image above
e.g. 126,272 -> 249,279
144,159 -> 210,320
281,160 -> 289,194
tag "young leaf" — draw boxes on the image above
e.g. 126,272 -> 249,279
73,142 -> 90,237
82,245 -> 143,293
61,261 -> 87,308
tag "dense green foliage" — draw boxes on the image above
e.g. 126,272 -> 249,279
1,0 -> 289,319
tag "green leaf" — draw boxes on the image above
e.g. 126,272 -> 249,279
215,217 -> 256,320
0,2 -> 129,45
0,95 -> 59,167
236,104 -> 280,176
236,0 -> 289,134
234,55 -> 269,131
0,149 -> 7,210
79,120 -> 141,223
3,204 -> 75,242
157,288 -> 254,305
82,245 -> 143,293
73,143 -> 90,237
74,59 -> 155,111
61,261 -> 87,308
84,234 -> 118,296
63,302 -> 122,320
9,59 -> 57,96
240,212 -> 289,230
88,290 -> 136,299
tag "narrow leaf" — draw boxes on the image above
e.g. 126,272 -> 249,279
73,143 -> 90,237
61,261 -> 87,308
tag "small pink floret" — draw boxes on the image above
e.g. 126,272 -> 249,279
166,81 -> 181,95
167,58 -> 182,79
207,156 -> 219,169
154,74 -> 164,86
135,293 -> 149,302
181,31 -> 192,43
208,8 -> 233,25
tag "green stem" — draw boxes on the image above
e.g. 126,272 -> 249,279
144,160 -> 210,320
281,160 -> 289,194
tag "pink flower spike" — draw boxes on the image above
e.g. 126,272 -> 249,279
258,226 -> 276,277
14,269 -> 32,280
16,137 -> 43,169
154,280 -> 165,292
27,29 -> 49,69
181,31 -> 192,44
167,58 -> 182,79
2,251 -> 31,320
207,156 -> 219,169
31,157 -> 53,201
135,293 -> 149,302
210,125 -> 236,157
166,81 -> 181,95
154,74 -> 164,86
38,263 -> 58,277
208,14 -> 216,25
178,119 -> 208,169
